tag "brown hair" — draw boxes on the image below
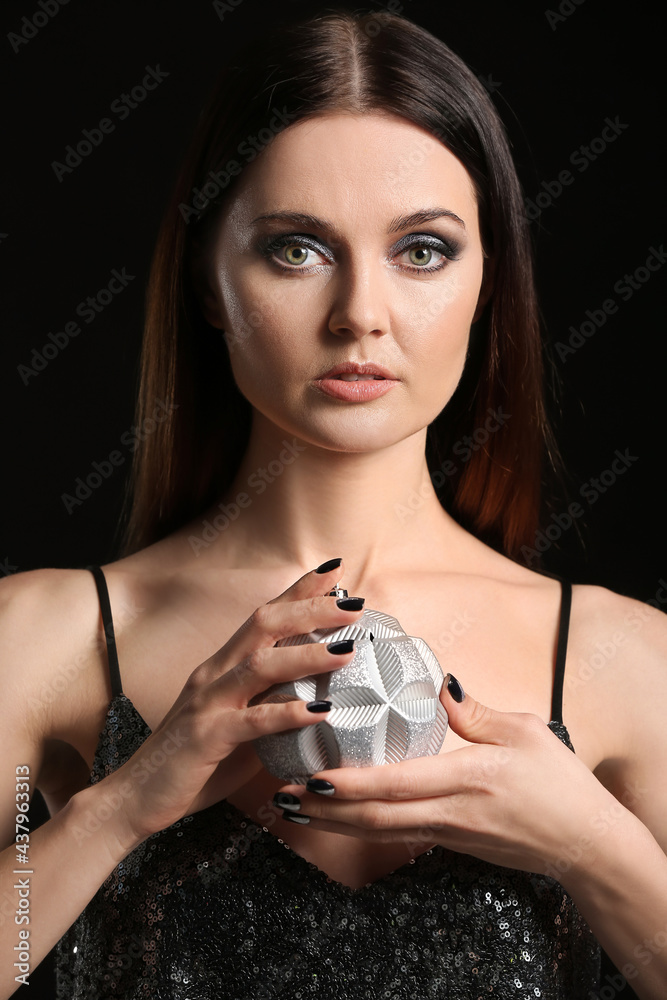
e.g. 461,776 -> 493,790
117,8 -> 557,563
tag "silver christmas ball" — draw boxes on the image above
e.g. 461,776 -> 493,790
252,587 -> 448,783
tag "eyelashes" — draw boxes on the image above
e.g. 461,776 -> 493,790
256,232 -> 462,276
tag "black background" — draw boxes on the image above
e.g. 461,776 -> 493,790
1,0 -> 663,995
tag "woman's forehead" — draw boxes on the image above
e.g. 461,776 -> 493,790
218,112 -> 480,239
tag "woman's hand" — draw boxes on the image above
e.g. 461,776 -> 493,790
101,558 -> 363,847
274,675 -> 625,878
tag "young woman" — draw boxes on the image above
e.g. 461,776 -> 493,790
1,9 -> 666,999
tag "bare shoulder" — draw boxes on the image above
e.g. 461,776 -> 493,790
568,581 -> 667,685
567,582 -> 667,841
0,566 -> 110,743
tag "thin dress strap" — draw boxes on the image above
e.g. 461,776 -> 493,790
87,564 -> 123,700
550,578 -> 572,725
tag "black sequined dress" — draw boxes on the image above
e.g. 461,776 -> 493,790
54,566 -> 601,998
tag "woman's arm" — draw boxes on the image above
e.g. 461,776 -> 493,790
0,570 -> 148,999
558,809 -> 667,1000
273,586 -> 667,998
557,587 -> 667,1000
0,783 -> 145,1000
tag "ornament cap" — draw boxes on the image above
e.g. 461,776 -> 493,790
328,583 -> 349,598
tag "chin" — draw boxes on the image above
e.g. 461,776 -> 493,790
247,390 -> 435,452
298,418 -> 429,455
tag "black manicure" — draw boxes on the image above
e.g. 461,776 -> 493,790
336,597 -> 365,610
306,700 -> 332,713
315,557 -> 343,573
327,638 -> 355,654
306,778 -> 336,795
273,793 -> 301,811
446,673 -> 465,703
282,810 -> 311,824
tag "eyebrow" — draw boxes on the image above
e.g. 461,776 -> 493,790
250,208 -> 467,240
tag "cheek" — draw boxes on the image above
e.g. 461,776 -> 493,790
406,269 -> 481,385
218,270 -> 307,399
216,265 -> 289,370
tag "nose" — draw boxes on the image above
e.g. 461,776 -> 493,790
327,257 -> 392,341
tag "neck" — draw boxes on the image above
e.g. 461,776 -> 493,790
185,411 -> 473,592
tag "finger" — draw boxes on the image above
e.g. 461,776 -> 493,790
189,688 -> 338,762
279,810 -> 444,852
441,673 -> 551,749
266,556 -> 346,605
278,753 -> 463,802
274,786 -> 452,849
215,636 -> 359,704
155,559 -> 360,730
278,739 -> 516,802
210,559 -> 367,667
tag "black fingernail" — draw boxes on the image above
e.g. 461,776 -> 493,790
327,638 -> 355,654
282,810 -> 310,824
306,700 -> 332,712
336,597 -> 365,610
306,778 -> 336,795
273,793 -> 301,811
315,557 -> 343,573
446,673 -> 465,703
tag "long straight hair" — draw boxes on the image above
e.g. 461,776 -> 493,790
118,9 -> 557,563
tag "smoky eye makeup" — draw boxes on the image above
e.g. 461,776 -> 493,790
255,230 -> 464,275
256,233 -> 332,269
392,232 -> 463,268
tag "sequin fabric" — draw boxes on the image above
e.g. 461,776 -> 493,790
55,693 -> 601,999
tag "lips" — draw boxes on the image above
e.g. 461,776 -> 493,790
315,361 -> 399,380
311,361 -> 400,402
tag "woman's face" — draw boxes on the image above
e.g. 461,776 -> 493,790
199,112 -> 487,453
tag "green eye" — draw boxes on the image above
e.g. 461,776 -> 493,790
259,231 -> 461,275
408,247 -> 435,267
284,245 -> 310,266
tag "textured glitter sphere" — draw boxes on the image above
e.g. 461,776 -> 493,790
251,602 -> 448,783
